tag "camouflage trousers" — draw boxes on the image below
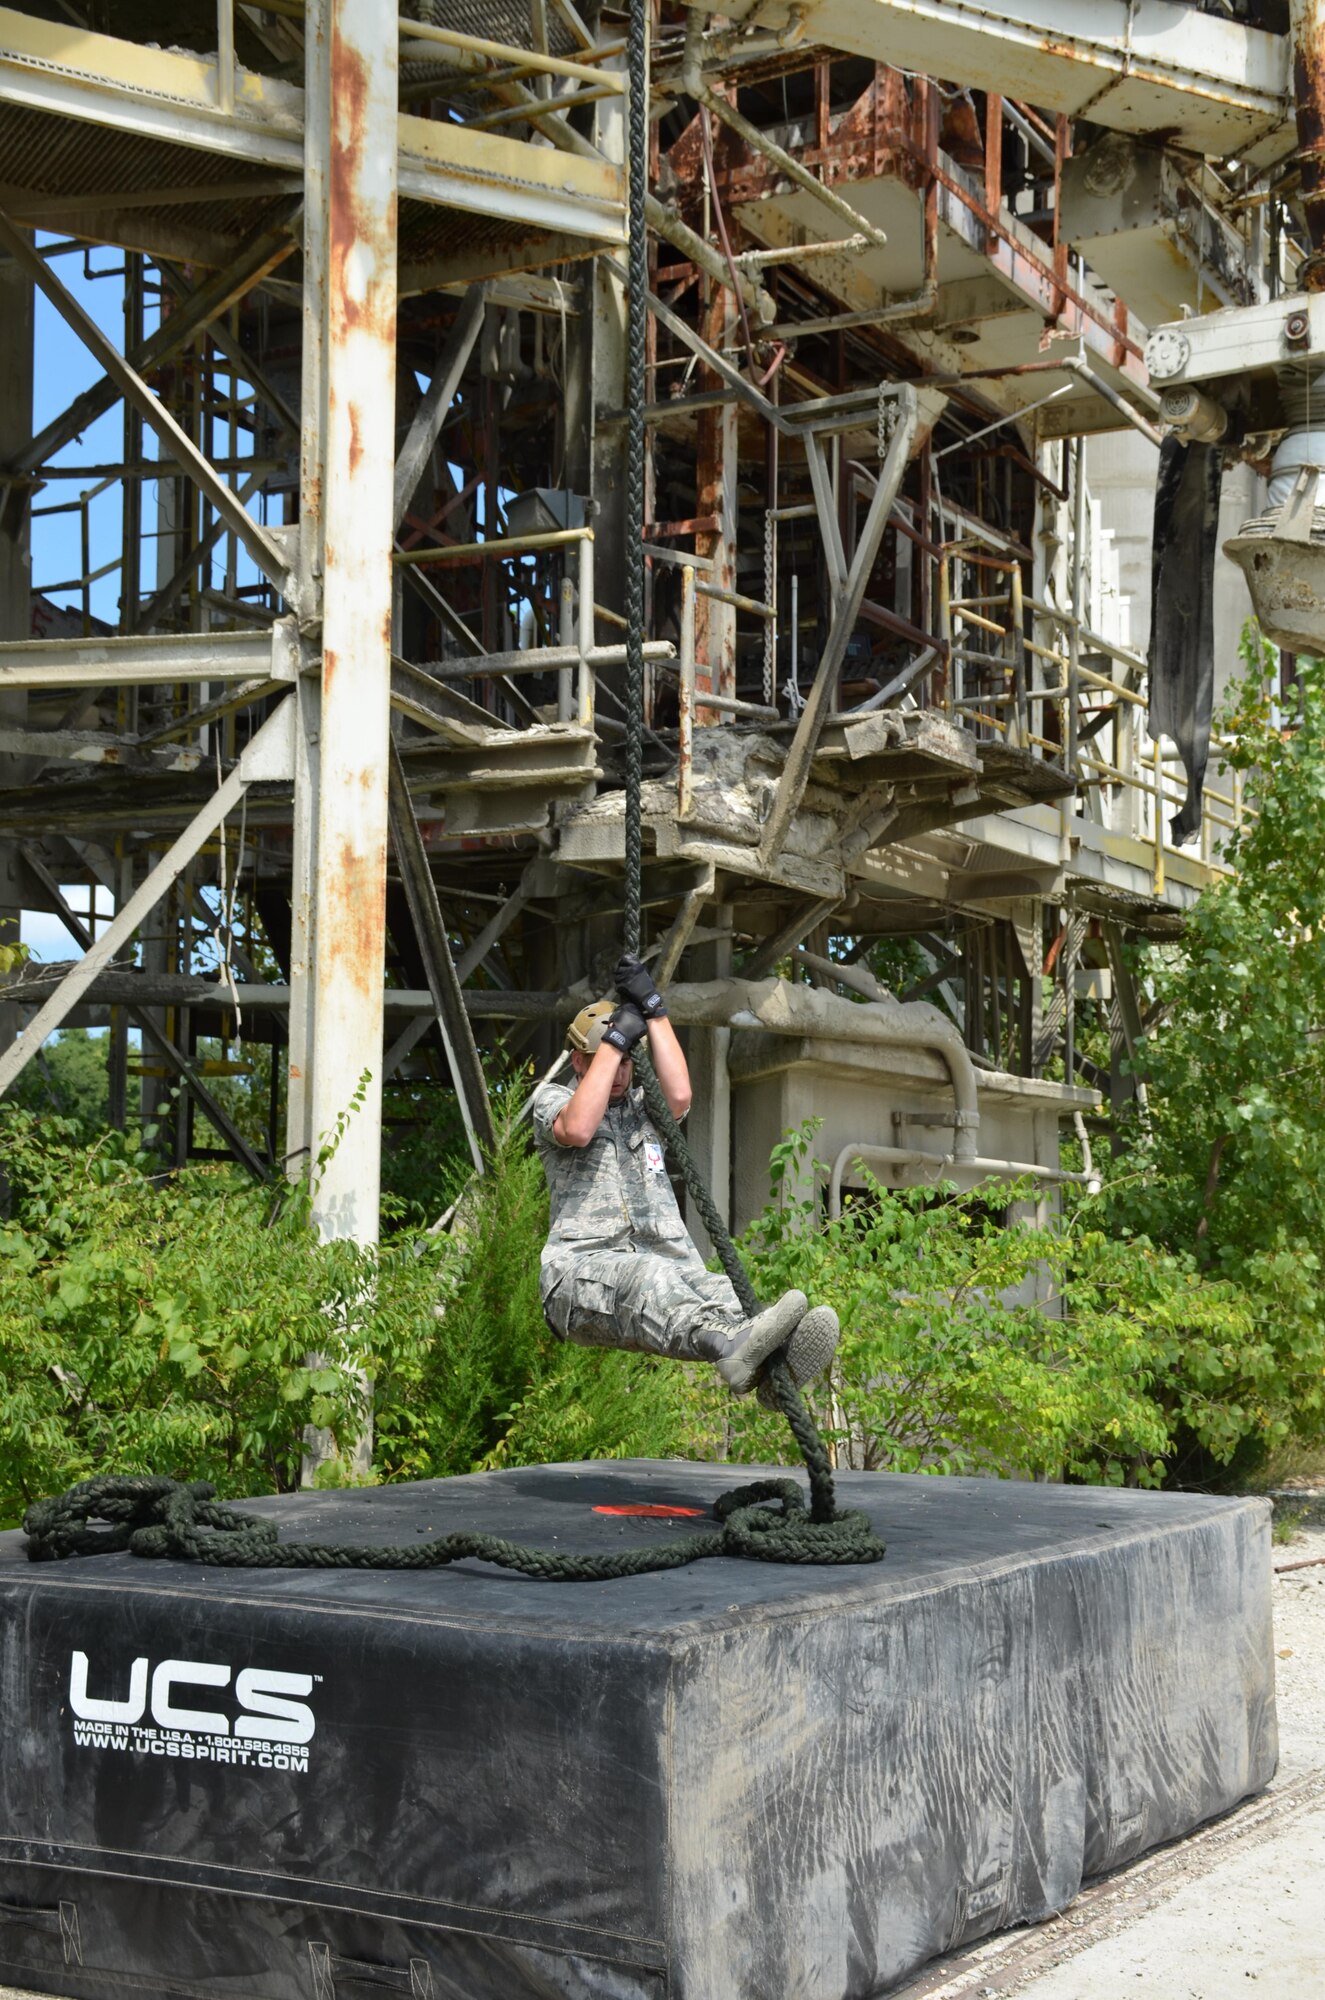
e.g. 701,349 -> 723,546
540,1237 -> 745,1361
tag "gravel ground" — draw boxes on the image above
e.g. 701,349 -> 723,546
1265,1521 -> 1325,1776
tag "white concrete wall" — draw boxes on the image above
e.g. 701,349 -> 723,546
727,1037 -> 1095,1233
1087,428 -> 1262,708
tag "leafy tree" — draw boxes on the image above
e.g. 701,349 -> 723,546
7,1027 -> 110,1131
1104,634 -> 1325,1473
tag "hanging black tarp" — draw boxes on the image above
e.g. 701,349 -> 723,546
1149,434 -> 1223,846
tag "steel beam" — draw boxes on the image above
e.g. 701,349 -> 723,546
159,265 -> 302,444
285,0 -> 331,1183
0,211 -> 292,596
19,846 -> 270,1180
692,0 -> 1292,161
0,699 -> 292,1096
387,740 -> 495,1171
392,285 -> 486,534
758,388 -> 920,868
0,234 -> 30,1063
453,857 -> 542,982
11,210 -> 300,478
653,875 -> 713,985
0,8 -> 623,238
0,624 -> 297,690
0,727 -> 203,772
303,0 -> 398,1246
0,174 -> 303,223
129,470 -> 268,634
740,897 -> 844,979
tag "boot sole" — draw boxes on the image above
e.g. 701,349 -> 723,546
756,1305 -> 839,1410
715,1289 -> 807,1396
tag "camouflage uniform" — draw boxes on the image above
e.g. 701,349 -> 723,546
531,1078 -> 744,1359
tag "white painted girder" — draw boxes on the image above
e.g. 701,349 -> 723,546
0,622 -> 298,689
0,4 -> 624,244
709,0 -> 1293,162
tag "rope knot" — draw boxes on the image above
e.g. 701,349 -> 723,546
24,1475 -> 281,1566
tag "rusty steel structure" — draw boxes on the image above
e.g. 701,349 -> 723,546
0,0 -> 1317,1243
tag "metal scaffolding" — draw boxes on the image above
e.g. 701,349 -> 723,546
0,0 -> 1307,1242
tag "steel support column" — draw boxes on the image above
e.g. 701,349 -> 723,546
694,290 -> 738,718
285,0 -> 332,1181
302,0 -> 398,1244
0,244 -> 31,1057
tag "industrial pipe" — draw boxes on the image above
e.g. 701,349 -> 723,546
1063,356 -> 1163,447
828,1142 -> 1094,1218
4,972 -> 977,1151
664,976 -> 981,1160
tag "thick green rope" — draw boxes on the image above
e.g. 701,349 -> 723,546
21,0 -> 882,1583
613,0 -> 863,1550
23,1473 -> 883,1574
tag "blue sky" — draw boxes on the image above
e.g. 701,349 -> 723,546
18,257 -> 504,969
30,237 -> 271,626
21,240 -> 263,963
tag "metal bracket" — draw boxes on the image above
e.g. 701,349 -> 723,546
271,615 -> 303,684
239,693 -> 296,783
1276,464 -> 1322,546
894,1107 -> 980,1132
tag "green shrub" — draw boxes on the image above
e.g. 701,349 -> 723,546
0,1105 -> 445,1522
1101,635 -> 1325,1474
0,1088 -> 702,1518
705,1126 -> 1259,1487
481,1345 -> 710,1471
0,1086 -> 1279,1512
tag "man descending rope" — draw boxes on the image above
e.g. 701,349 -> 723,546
532,953 -> 840,1399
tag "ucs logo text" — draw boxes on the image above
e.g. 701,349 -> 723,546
69,1653 -> 315,1744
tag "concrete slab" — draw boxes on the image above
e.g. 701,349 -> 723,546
0,1464 -> 1276,2000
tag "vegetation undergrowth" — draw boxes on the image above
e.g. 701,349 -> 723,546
1097,637 -> 1325,1483
7,636 -> 1325,1507
0,1090 -> 702,1524
0,1090 -> 1275,1517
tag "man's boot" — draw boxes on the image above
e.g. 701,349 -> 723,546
714,1289 -> 808,1396
757,1303 -> 840,1409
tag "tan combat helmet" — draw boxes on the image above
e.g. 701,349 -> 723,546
565,998 -> 618,1054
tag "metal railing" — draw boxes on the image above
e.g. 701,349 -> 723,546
940,546 -> 1248,893
674,562 -> 781,818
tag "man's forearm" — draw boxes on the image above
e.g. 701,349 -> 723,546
647,1017 -> 692,1119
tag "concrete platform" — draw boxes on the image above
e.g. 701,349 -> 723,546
0,1463 -> 1276,2000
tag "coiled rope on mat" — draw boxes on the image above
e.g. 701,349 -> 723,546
24,1472 -> 883,1573
22,0 -> 884,1582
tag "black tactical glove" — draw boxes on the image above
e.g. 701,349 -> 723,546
602,1000 -> 647,1056
615,952 -> 667,1019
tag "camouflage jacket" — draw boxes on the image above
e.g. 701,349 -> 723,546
531,1079 -> 687,1261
